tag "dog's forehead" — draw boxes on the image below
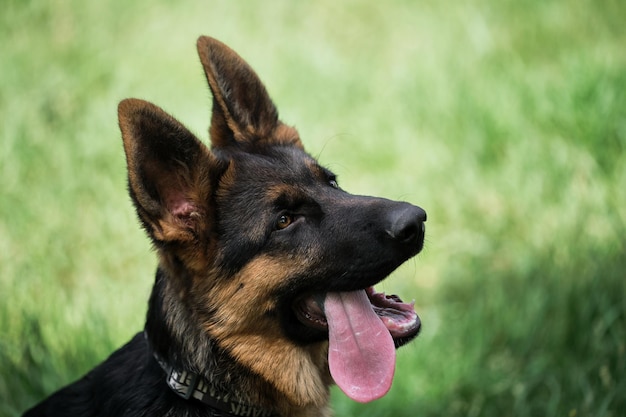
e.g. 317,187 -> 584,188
229,146 -> 326,185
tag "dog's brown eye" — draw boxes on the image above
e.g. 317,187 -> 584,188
276,214 -> 293,230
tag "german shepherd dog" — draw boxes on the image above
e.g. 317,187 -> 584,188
24,37 -> 426,417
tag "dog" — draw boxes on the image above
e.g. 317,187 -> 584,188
23,36 -> 426,417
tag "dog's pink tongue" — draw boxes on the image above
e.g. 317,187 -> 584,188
324,290 -> 396,403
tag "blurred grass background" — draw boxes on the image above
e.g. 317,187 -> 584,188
1,0 -> 625,416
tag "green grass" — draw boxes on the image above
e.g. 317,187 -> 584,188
1,0 -> 625,416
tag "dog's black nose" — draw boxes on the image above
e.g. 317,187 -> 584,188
387,204 -> 427,247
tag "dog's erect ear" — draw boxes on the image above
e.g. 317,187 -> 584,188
118,99 -> 221,243
197,36 -> 302,150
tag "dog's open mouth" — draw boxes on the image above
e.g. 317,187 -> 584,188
293,287 -> 420,403
294,287 -> 420,338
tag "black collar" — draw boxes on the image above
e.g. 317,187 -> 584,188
146,333 -> 276,417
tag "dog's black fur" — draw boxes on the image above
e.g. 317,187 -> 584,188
23,36 -> 426,417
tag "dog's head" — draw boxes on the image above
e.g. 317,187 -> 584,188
118,37 -> 425,409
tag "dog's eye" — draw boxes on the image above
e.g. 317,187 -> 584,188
329,177 -> 339,189
276,214 -> 293,230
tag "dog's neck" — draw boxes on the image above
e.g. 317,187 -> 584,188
146,331 -> 276,417
145,267 -> 331,417
144,270 -> 271,415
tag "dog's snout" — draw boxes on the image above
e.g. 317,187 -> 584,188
387,205 -> 427,247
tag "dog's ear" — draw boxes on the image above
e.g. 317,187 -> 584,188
118,99 -> 221,243
197,36 -> 302,150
